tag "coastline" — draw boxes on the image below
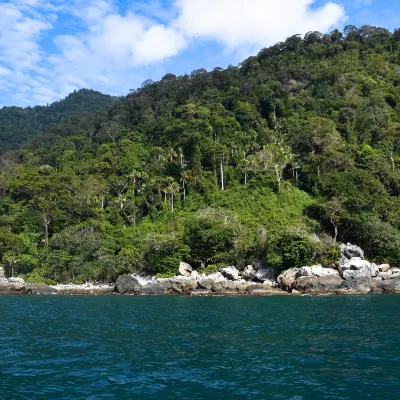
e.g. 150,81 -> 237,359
1,243 -> 399,297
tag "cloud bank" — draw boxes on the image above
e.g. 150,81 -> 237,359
0,0 -> 346,107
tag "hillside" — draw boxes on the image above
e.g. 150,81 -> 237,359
0,25 -> 399,284
0,89 -> 119,152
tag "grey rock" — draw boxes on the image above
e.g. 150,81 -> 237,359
293,275 -> 343,294
140,284 -> 165,295
115,274 -> 141,294
378,271 -> 392,280
370,264 -> 379,278
220,280 -> 239,294
7,277 -> 25,291
255,267 -> 276,282
0,267 -> 5,279
219,266 -> 241,281
339,243 -> 364,259
342,267 -> 371,281
211,281 -> 223,292
176,278 -> 197,294
23,284 -> 59,295
340,279 -> 371,293
242,265 -> 257,280
198,278 -> 214,290
277,268 -> 298,291
296,265 -> 339,279
391,268 -> 400,279
376,278 -> 400,293
178,262 -> 193,277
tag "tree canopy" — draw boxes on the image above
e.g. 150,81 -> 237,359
1,25 -> 400,283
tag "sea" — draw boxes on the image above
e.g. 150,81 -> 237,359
0,295 -> 399,399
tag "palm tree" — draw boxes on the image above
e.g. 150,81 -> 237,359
180,170 -> 190,200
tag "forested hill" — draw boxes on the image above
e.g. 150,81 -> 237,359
0,89 -> 119,152
1,25 -> 400,284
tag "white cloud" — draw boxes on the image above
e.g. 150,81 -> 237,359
175,0 -> 346,50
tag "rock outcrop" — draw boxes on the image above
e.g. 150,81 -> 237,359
115,275 -> 141,294
23,284 -> 59,295
178,262 -> 193,277
277,243 -> 400,295
0,272 -> 26,294
219,266 -> 241,281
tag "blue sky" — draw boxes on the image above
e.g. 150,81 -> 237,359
0,0 -> 398,107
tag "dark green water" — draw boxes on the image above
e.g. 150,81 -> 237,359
1,295 -> 399,399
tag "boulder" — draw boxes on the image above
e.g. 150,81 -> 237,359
178,262 -> 193,277
8,277 -> 25,291
175,277 -> 197,294
378,271 -> 392,280
342,268 -> 371,281
114,275 -> 141,294
378,264 -> 391,273
255,267 -> 276,282
277,268 -> 298,292
339,257 -> 372,279
242,265 -> 257,280
219,266 -> 241,281
339,243 -> 364,259
0,279 -> 13,293
340,279 -> 371,293
376,278 -> 400,293
296,265 -> 339,279
198,278 -> 214,290
293,275 -> 343,294
139,284 -> 165,295
370,264 -> 379,278
23,284 -> 59,295
391,268 -> 400,279
211,281 -> 223,293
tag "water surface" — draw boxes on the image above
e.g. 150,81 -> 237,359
1,295 -> 399,399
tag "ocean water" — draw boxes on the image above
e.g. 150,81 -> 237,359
0,295 -> 399,400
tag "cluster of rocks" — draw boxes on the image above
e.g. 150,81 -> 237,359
0,267 -> 114,295
114,262 -> 284,296
0,268 -> 25,293
277,243 -> 400,295
1,244 -> 399,296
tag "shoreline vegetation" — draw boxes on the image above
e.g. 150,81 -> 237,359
1,244 -> 399,296
0,26 -> 400,286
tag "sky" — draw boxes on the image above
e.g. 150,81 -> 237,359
0,0 -> 398,107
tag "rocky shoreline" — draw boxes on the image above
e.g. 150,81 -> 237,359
1,244 -> 399,296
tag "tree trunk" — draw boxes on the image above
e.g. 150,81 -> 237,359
331,217 -> 338,246
43,214 -> 50,247
244,172 -> 247,185
183,181 -> 186,201
220,157 -> 225,190
275,165 -> 281,193
171,192 -> 174,211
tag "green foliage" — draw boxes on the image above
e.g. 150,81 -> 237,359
0,89 -> 118,152
1,25 -> 400,283
267,232 -> 317,272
